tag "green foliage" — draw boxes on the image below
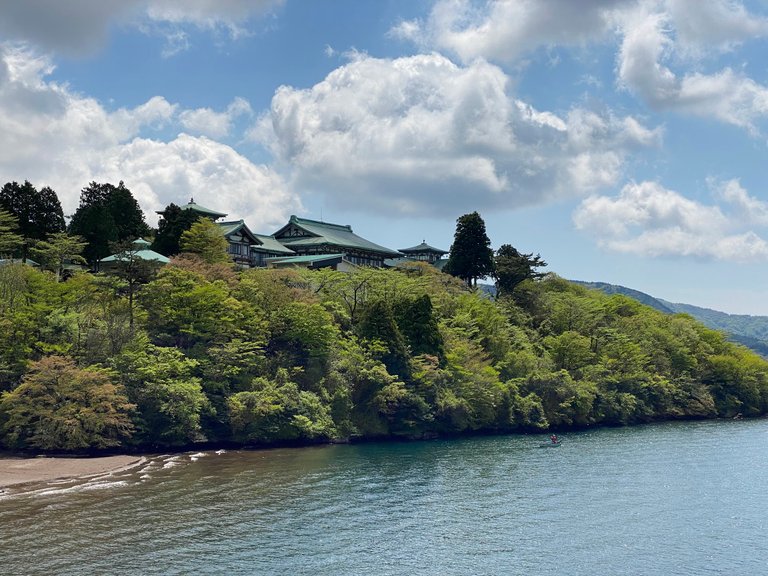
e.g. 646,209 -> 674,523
30,232 -> 87,281
0,356 -> 134,451
494,244 -> 547,299
179,218 -> 231,264
112,341 -> 209,445
443,212 -> 494,287
152,203 -> 201,257
0,181 -> 65,259
68,181 -> 150,266
2,247 -> 768,452
0,208 -> 23,257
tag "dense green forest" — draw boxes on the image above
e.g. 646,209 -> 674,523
2,254 -> 767,452
574,281 -> 768,357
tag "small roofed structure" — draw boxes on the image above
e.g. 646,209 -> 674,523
156,198 -> 228,221
272,215 -> 400,267
266,253 -> 356,272
99,238 -> 170,270
398,241 -> 448,264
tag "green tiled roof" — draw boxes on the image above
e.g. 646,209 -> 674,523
217,220 -> 258,243
253,234 -> 295,254
101,238 -> 170,264
274,215 -> 400,257
181,198 -> 228,219
399,241 -> 448,255
267,253 -> 346,265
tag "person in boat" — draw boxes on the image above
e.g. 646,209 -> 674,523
550,434 -> 559,444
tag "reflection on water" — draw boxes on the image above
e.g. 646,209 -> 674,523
2,420 -> 768,575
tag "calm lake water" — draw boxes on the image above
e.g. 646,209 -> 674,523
1,419 -> 767,575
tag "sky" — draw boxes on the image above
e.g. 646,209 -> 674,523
2,0 -> 768,314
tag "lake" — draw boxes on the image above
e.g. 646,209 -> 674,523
1,419 -> 767,575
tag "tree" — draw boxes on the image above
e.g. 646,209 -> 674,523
152,203 -> 200,256
0,181 -> 65,259
443,212 -> 494,287
30,232 -> 88,282
112,341 -> 209,445
0,208 -> 23,257
69,181 -> 150,266
105,240 -> 164,328
357,300 -> 411,378
179,218 -> 230,264
494,244 -> 547,298
0,356 -> 135,451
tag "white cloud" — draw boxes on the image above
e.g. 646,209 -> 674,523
667,0 -> 768,53
0,0 -> 283,56
254,53 -> 659,217
0,45 -> 298,230
616,3 -> 768,131
393,0 -> 630,64
179,97 -> 253,138
573,180 -> 768,261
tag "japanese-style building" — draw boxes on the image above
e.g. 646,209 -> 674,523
398,241 -> 448,264
272,215 -> 400,267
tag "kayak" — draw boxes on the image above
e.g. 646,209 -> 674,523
539,441 -> 562,448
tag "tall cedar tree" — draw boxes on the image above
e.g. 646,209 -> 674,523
494,244 -> 547,298
69,181 -> 150,267
443,212 -> 495,287
152,203 -> 201,256
0,181 -> 65,259
393,294 -> 445,359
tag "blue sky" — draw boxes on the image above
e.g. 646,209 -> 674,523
2,0 -> 768,314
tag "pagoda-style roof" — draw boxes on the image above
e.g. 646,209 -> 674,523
157,198 -> 227,220
273,215 -> 400,257
100,238 -> 170,264
252,233 -> 295,255
399,241 -> 448,255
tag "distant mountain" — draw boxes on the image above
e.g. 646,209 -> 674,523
571,281 -> 675,314
573,281 -> 768,357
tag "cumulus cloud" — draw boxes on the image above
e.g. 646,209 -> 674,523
179,97 -> 253,138
0,0 -> 283,55
391,0 -> 630,63
396,1 -> 768,132
573,180 -> 768,261
254,53 -> 659,217
617,3 -> 768,131
0,45 -> 298,230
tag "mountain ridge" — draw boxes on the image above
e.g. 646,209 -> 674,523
572,280 -> 768,357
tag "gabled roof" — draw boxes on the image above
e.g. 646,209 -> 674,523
253,233 -> 295,254
399,241 -> 448,255
217,220 -> 259,244
273,215 -> 400,257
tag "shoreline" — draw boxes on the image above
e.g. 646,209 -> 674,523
0,455 -> 145,489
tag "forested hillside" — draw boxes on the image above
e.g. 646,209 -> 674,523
574,280 -> 768,357
2,258 -> 767,453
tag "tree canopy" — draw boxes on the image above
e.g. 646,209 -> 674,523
494,244 -> 547,298
443,212 -> 495,287
0,181 -> 65,259
68,181 -> 150,266
152,203 -> 201,256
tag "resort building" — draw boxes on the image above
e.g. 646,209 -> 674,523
398,241 -> 448,264
266,253 -> 357,272
272,215 -> 400,267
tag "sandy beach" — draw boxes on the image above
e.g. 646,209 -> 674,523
0,455 -> 144,489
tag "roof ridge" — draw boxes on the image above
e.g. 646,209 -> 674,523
291,215 -> 352,231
